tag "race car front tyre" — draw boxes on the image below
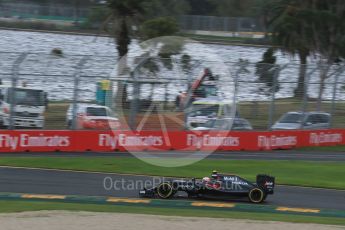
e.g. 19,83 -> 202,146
156,182 -> 174,199
248,187 -> 265,203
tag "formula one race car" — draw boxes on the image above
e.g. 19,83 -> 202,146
139,171 -> 275,203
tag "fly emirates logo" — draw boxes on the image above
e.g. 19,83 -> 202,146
99,134 -> 164,148
187,134 -> 240,148
310,132 -> 342,145
0,134 -> 70,150
258,135 -> 297,149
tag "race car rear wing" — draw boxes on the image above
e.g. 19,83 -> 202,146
256,174 -> 275,194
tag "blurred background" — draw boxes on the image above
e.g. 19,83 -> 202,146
0,0 -> 344,131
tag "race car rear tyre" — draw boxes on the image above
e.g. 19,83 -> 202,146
248,188 -> 265,203
156,182 -> 174,199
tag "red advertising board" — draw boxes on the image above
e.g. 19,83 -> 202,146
0,129 -> 344,153
0,131 -> 76,152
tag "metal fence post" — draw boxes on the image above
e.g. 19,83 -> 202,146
268,65 -> 281,130
232,66 -> 240,119
129,70 -> 139,130
329,65 -> 345,128
183,71 -> 192,129
128,57 -> 148,130
71,56 -> 89,130
182,61 -> 193,129
9,53 -> 28,130
236,18 -> 241,32
301,67 -> 317,113
223,17 -> 228,31
232,60 -> 249,119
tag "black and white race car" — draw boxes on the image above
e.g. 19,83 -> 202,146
139,171 -> 275,203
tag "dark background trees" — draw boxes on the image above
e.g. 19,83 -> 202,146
7,0 -> 344,106
269,0 -> 311,98
269,0 -> 345,106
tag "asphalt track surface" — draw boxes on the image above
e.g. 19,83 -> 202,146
0,167 -> 344,211
0,150 -> 345,161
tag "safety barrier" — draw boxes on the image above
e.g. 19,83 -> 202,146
0,129 -> 343,152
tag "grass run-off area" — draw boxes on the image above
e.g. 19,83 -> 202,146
0,200 -> 344,225
0,157 -> 344,189
299,145 -> 345,152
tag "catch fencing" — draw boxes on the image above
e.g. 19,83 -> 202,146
178,15 -> 263,33
0,51 -> 344,132
0,2 -> 89,21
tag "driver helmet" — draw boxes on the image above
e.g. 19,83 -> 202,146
211,170 -> 218,179
202,177 -> 211,183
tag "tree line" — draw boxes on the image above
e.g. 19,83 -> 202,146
269,0 -> 345,108
102,0 -> 345,108
8,0 -> 277,18
14,0 -> 344,107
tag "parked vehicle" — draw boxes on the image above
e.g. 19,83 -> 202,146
192,117 -> 253,131
0,85 -> 46,128
271,111 -> 331,130
66,104 -> 120,130
186,97 -> 235,129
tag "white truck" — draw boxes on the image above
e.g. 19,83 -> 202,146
186,96 -> 235,129
0,85 -> 46,129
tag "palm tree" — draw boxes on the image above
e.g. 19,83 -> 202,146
105,0 -> 147,105
255,47 -> 279,95
305,0 -> 345,109
271,0 -> 345,109
269,0 -> 310,98
106,0 -> 147,59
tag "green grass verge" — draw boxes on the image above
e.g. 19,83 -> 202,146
0,200 -> 344,225
298,145 -> 345,152
0,157 -> 344,189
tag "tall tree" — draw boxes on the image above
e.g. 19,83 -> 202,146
106,0 -> 147,58
304,0 -> 345,109
255,47 -> 279,95
270,0 -> 345,107
140,17 -> 180,73
270,0 -> 310,98
105,0 -> 147,105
